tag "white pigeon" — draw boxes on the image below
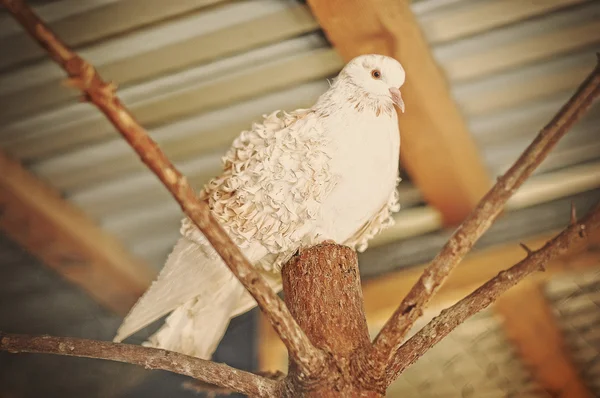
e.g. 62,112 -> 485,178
114,54 -> 406,359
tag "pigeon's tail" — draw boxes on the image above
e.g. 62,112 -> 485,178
113,231 -> 283,358
113,236 -> 250,358
142,276 -> 246,359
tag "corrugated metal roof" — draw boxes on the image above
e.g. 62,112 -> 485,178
1,0 -> 598,270
387,311 -> 548,397
546,265 -> 600,397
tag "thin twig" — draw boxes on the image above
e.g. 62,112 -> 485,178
0,332 -> 278,398
0,0 -> 327,375
369,56 -> 600,377
386,202 -> 600,385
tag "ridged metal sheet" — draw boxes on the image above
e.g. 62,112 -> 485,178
0,0 -> 598,272
386,311 -> 548,397
546,265 -> 600,396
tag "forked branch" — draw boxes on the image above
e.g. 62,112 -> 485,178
0,0 -> 327,376
370,56 -> 600,377
2,204 -> 598,395
386,202 -> 600,385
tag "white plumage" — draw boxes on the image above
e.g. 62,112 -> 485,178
114,54 -> 406,359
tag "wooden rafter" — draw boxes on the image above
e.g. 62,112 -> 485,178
307,0 -> 491,225
0,150 -> 155,315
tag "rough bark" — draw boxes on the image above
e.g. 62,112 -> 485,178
281,243 -> 380,397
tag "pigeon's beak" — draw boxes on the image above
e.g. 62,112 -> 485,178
389,87 -> 405,113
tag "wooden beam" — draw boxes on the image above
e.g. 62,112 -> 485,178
306,0 -> 491,225
0,150 -> 155,315
259,233 -> 600,371
495,283 -> 593,397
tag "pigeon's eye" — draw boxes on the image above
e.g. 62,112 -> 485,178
371,69 -> 382,79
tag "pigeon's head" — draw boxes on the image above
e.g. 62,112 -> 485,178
341,54 -> 406,112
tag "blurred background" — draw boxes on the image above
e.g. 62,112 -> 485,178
0,0 -> 599,397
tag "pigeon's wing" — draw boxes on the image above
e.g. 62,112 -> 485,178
198,108 -> 340,272
115,109 -> 338,341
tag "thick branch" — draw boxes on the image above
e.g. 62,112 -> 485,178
281,243 -> 378,396
0,0 -> 327,375
0,332 -> 278,397
386,202 -> 600,385
370,56 -> 600,376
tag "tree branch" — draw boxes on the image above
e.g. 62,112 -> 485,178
280,243 -> 379,395
0,332 -> 278,398
386,202 -> 600,385
369,55 -> 600,377
0,0 -> 327,375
